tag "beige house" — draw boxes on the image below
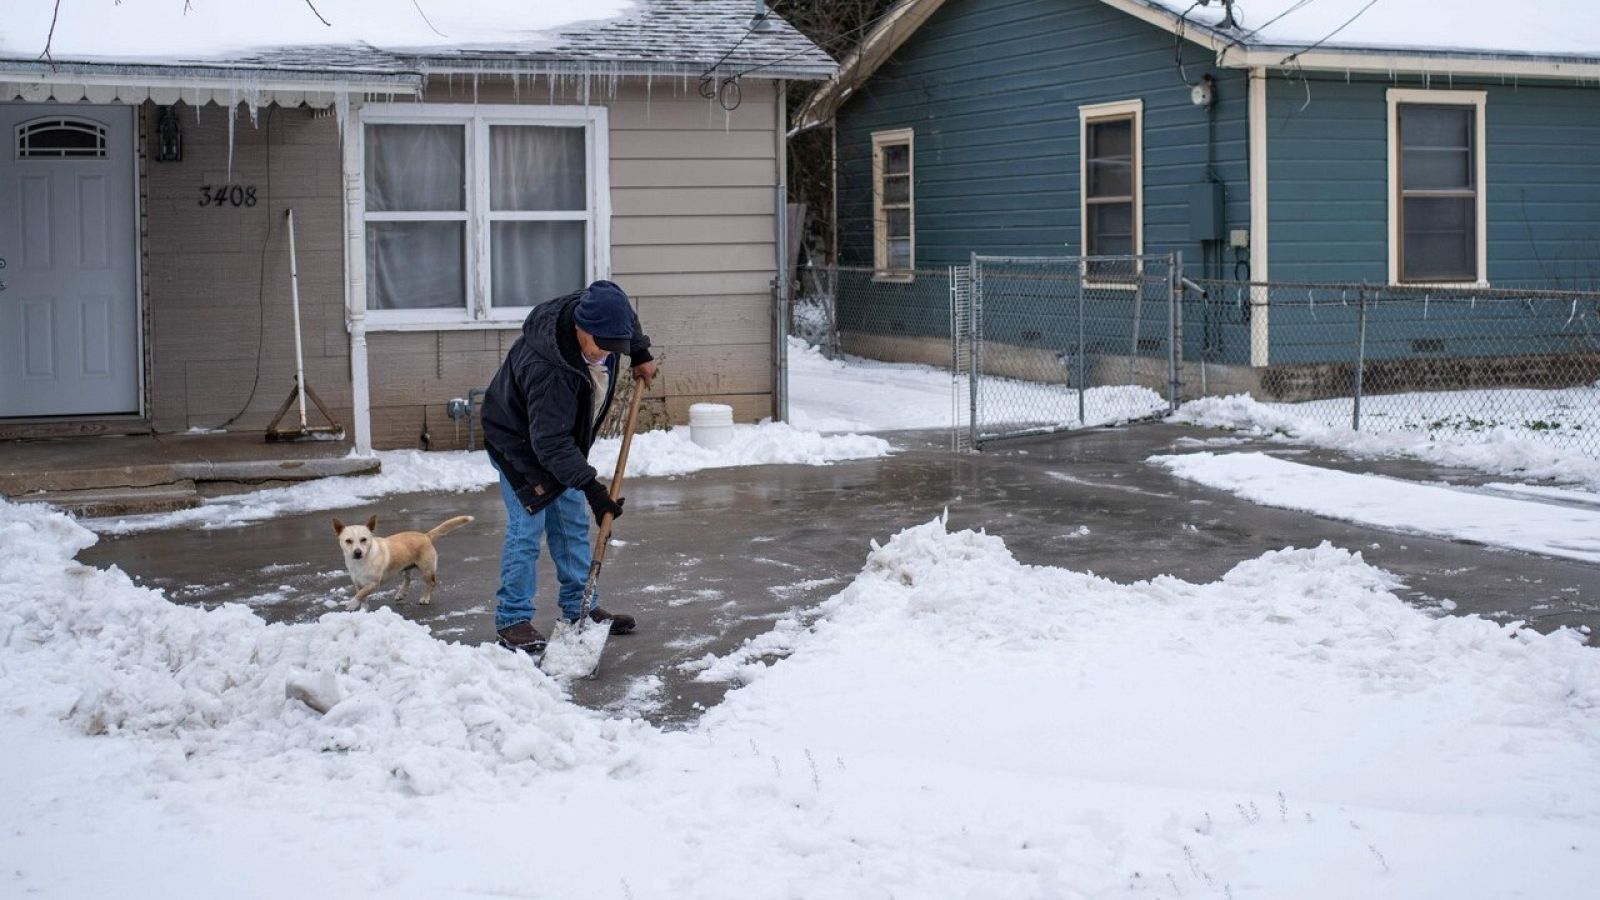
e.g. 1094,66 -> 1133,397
0,1 -> 831,452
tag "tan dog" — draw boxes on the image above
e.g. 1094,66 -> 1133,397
333,514 -> 474,610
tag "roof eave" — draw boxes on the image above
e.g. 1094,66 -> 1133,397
415,58 -> 836,81
0,58 -> 421,94
1229,46 -> 1600,80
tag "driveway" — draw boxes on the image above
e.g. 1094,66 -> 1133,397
82,424 -> 1600,723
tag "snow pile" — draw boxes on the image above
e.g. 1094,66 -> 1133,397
0,499 -> 647,796
91,449 -> 499,535
682,517 -> 1600,897
788,336 -> 1168,433
2,0 -> 633,62
4,501 -> 1600,894
1150,0 -> 1600,59
1174,392 -> 1600,490
89,423 -> 889,534
1153,451 -> 1600,563
590,420 -> 890,478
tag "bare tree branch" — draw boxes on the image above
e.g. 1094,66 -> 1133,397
411,0 -> 448,38
38,0 -> 63,65
303,0 -> 332,27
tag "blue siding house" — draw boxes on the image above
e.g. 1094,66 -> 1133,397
796,0 -> 1600,377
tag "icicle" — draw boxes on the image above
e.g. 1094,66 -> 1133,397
226,97 -> 237,181
1424,294 -> 1430,319
334,89 -> 350,137
1567,299 -> 1579,328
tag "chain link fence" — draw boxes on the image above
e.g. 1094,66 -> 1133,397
793,261 -> 954,365
792,256 -> 1182,448
1186,280 -> 1600,457
958,255 -> 1180,445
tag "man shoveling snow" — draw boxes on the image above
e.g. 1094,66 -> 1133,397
480,280 -> 657,655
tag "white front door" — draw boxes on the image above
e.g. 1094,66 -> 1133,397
0,104 -> 139,417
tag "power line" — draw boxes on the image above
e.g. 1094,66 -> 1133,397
1279,0 -> 1381,65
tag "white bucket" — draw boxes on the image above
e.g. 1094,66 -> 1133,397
688,402 -> 735,450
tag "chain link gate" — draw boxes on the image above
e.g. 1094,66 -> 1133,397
951,254 -> 1183,448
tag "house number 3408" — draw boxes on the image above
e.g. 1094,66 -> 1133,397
197,185 -> 258,208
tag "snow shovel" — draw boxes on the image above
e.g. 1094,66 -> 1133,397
541,380 -> 645,680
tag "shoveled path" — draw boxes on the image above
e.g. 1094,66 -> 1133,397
82,424 -> 1600,724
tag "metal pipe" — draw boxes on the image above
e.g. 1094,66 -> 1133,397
773,80 -> 789,423
1075,265 -> 1086,425
1168,252 -> 1182,411
285,207 -> 308,430
969,252 -> 981,448
1354,285 -> 1369,431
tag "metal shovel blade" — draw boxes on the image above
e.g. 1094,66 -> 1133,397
540,617 -> 611,680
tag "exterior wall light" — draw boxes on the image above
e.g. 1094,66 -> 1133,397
156,105 -> 184,162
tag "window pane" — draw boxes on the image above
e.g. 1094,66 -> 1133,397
366,222 -> 465,309
1402,196 -> 1475,280
888,239 -> 912,270
883,174 -> 910,205
1086,202 -> 1134,256
1401,105 -> 1471,151
882,142 -> 910,176
1087,118 -> 1133,198
886,209 -> 911,239
18,119 -> 107,158
365,124 -> 464,212
492,221 -> 586,307
491,126 -> 586,211
1403,147 -> 1472,190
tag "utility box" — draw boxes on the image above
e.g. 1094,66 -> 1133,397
1187,181 -> 1224,242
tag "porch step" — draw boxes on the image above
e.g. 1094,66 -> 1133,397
11,481 -> 203,518
0,455 -> 380,495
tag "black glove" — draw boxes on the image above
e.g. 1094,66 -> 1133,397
581,478 -> 624,525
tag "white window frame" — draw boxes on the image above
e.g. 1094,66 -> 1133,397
1387,88 -> 1488,287
871,127 -> 915,282
358,103 -> 611,331
1079,98 -> 1143,279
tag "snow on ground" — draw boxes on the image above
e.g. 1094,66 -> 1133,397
589,420 -> 889,478
2,0 -> 633,62
1153,451 -> 1600,564
787,337 -> 1168,432
1174,390 -> 1600,491
5,498 -> 1600,897
87,424 -> 889,534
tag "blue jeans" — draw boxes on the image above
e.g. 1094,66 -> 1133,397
493,466 -> 594,630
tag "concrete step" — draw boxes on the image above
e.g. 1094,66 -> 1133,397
0,455 -> 380,496
11,481 -> 203,518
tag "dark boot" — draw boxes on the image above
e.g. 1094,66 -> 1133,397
496,621 -> 547,654
571,608 -> 635,635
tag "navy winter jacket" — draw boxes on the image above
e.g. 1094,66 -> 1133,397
481,290 -> 652,514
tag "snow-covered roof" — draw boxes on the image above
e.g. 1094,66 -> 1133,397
1147,0 -> 1600,60
796,0 -> 1600,132
0,0 -> 833,80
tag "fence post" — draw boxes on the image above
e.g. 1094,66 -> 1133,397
1128,258 -> 1144,386
969,252 -> 982,449
1076,260 -> 1087,425
1168,252 -> 1182,411
1354,284 -> 1368,431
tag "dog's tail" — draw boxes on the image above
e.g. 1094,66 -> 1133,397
427,515 -> 475,540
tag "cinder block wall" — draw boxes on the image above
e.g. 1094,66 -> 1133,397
142,101 -> 352,436
364,76 -> 781,450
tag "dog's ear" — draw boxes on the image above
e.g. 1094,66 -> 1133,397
332,518 -> 345,535
366,514 -> 377,532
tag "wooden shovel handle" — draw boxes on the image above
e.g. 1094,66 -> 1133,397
591,380 -> 645,565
